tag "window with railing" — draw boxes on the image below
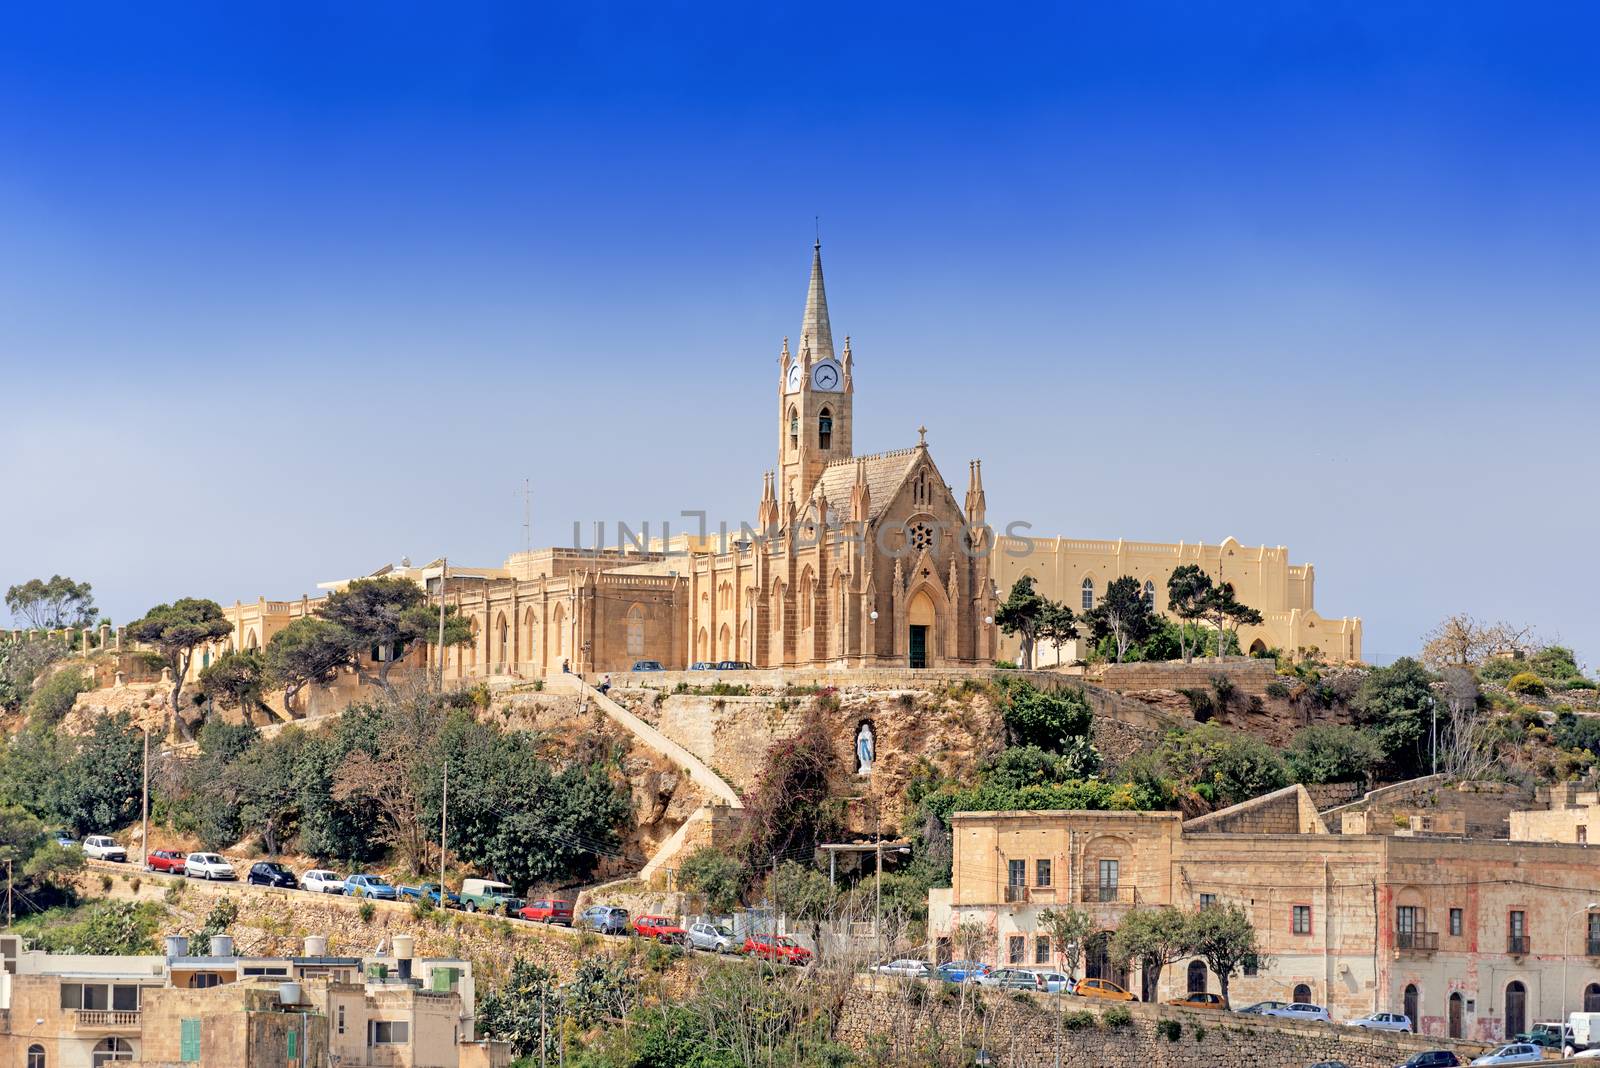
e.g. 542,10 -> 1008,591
1508,910 -> 1528,954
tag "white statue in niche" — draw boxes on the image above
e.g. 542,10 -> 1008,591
856,721 -> 875,776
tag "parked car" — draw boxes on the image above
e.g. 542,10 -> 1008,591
634,915 -> 687,943
977,968 -> 1045,991
344,874 -> 398,900
1516,1021 -> 1572,1049
82,835 -> 127,862
397,882 -> 460,909
1347,1011 -> 1411,1031
184,853 -> 236,880
631,660 -> 665,672
1397,1053 -> 1462,1067
246,861 -> 299,889
1263,1002 -> 1331,1022
579,905 -> 631,935
1072,977 -> 1136,1002
459,878 -> 523,915
685,921 -> 736,952
1166,992 -> 1228,1011
1469,1045 -> 1541,1065
688,662 -> 716,671
714,661 -> 753,670
1574,1050 -> 1600,1060
51,832 -> 78,850
518,899 -> 574,925
146,849 -> 187,874
871,959 -> 933,979
1033,971 -> 1074,994
1307,1062 -> 1353,1068
741,934 -> 812,965
1237,1000 -> 1288,1015
935,961 -> 991,984
302,869 -> 346,895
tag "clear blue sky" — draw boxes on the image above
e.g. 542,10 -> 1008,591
2,3 -> 1596,669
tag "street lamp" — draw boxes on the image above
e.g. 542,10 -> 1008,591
1562,901 -> 1599,1054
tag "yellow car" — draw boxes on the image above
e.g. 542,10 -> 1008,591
1165,992 -> 1228,1011
1073,977 -> 1137,1002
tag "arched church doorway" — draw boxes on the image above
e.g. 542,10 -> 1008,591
908,590 -> 935,669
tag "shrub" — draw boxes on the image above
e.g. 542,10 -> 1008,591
25,668 -> 91,726
678,846 -> 746,910
1507,672 -> 1547,696
99,874 -> 113,892
1265,680 -> 1291,700
1192,1024 -> 1206,1043
1563,677 -> 1599,691
1157,1019 -> 1182,1042
1001,682 -> 1092,751
410,900 -> 434,921
358,900 -> 376,923
1285,725 -> 1383,785
1104,1006 -> 1133,1029
129,877 -> 141,894
1063,1009 -> 1098,1031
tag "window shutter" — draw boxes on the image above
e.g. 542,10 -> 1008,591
287,1028 -> 298,1060
180,1017 -> 201,1062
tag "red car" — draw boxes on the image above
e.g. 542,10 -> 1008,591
517,899 -> 574,925
146,849 -> 187,874
633,915 -> 687,943
741,934 -> 813,965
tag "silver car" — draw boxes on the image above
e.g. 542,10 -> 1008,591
1262,1002 -> 1331,1022
686,922 -> 738,953
871,959 -> 933,979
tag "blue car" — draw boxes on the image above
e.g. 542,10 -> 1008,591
936,960 -> 991,984
344,874 -> 398,900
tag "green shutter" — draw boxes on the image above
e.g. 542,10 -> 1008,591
287,1028 -> 298,1059
180,1018 -> 201,1062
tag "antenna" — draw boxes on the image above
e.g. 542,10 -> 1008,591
814,215 -> 821,245
519,478 -> 532,552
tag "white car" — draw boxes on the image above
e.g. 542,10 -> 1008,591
184,853 -> 235,880
302,870 -> 346,895
1262,1002 -> 1331,1022
1572,1049 -> 1600,1059
1471,1044 -> 1542,1064
871,959 -> 932,978
82,836 -> 127,862
1346,1011 -> 1411,1031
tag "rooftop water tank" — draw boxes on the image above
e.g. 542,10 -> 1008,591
164,935 -> 190,958
303,935 -> 328,957
209,934 -> 233,958
278,981 -> 302,1006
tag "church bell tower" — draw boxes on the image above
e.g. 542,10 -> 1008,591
776,240 -> 854,507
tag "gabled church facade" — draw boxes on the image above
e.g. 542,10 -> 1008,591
682,243 -> 998,669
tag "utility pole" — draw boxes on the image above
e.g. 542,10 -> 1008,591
771,855 -> 779,939
6,859 -> 12,927
140,726 -> 150,870
439,761 -> 448,902
436,557 -> 448,693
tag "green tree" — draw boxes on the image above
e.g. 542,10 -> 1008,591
982,743 -> 1101,789
0,636 -> 68,714
126,598 -> 232,729
1084,576 -> 1158,664
24,666 -> 91,726
773,861 -> 837,959
1284,724 -> 1384,785
678,847 -> 746,913
51,713 -> 144,835
1141,722 -> 1288,809
1000,682 -> 1092,752
1110,907 -> 1192,1001
5,575 -> 97,629
995,576 -> 1048,670
477,957 -> 561,1058
1186,903 -> 1263,1006
736,721 -> 839,877
1352,657 -> 1437,777
1165,565 -> 1214,664
16,900 -> 160,954
263,616 -> 351,708
319,576 -> 472,691
198,649 -> 269,720
1199,582 -> 1263,660
1037,905 -> 1093,978
1038,600 -> 1080,665
234,728 -> 308,855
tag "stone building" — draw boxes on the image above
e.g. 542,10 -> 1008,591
929,785 -> 1600,1042
0,931 -> 506,1068
993,534 -> 1362,664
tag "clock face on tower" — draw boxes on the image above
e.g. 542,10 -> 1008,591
785,363 -> 804,393
810,359 -> 842,392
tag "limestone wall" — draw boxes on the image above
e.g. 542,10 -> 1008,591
1324,776 -> 1535,839
835,981 -> 1487,1068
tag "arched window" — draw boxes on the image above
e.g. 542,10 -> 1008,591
1143,580 -> 1156,609
93,1037 -> 134,1065
1186,960 -> 1207,993
28,1045 -> 45,1068
788,406 -> 798,450
626,605 -> 645,658
800,579 -> 814,630
1292,983 -> 1311,1004
1081,578 -> 1094,611
818,407 -> 832,449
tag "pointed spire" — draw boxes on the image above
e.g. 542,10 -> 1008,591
801,240 -> 835,363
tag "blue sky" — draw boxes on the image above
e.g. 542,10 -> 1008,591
2,2 -> 1596,668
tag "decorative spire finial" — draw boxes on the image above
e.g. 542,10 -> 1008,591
917,425 -> 928,446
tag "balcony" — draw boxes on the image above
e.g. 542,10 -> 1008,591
1395,930 -> 1438,956
1080,884 -> 1137,906
1000,884 -> 1058,905
1004,884 -> 1027,903
75,1010 -> 141,1031
1507,935 -> 1531,956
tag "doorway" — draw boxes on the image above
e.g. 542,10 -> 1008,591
909,625 -> 928,668
1505,981 -> 1526,1039
1404,984 -> 1419,1031
1085,932 -> 1129,990
1448,992 -> 1463,1038
1187,960 -> 1208,993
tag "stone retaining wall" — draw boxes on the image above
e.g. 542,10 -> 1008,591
836,980 -> 1490,1068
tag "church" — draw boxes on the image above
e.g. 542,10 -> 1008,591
414,240 -> 1000,680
